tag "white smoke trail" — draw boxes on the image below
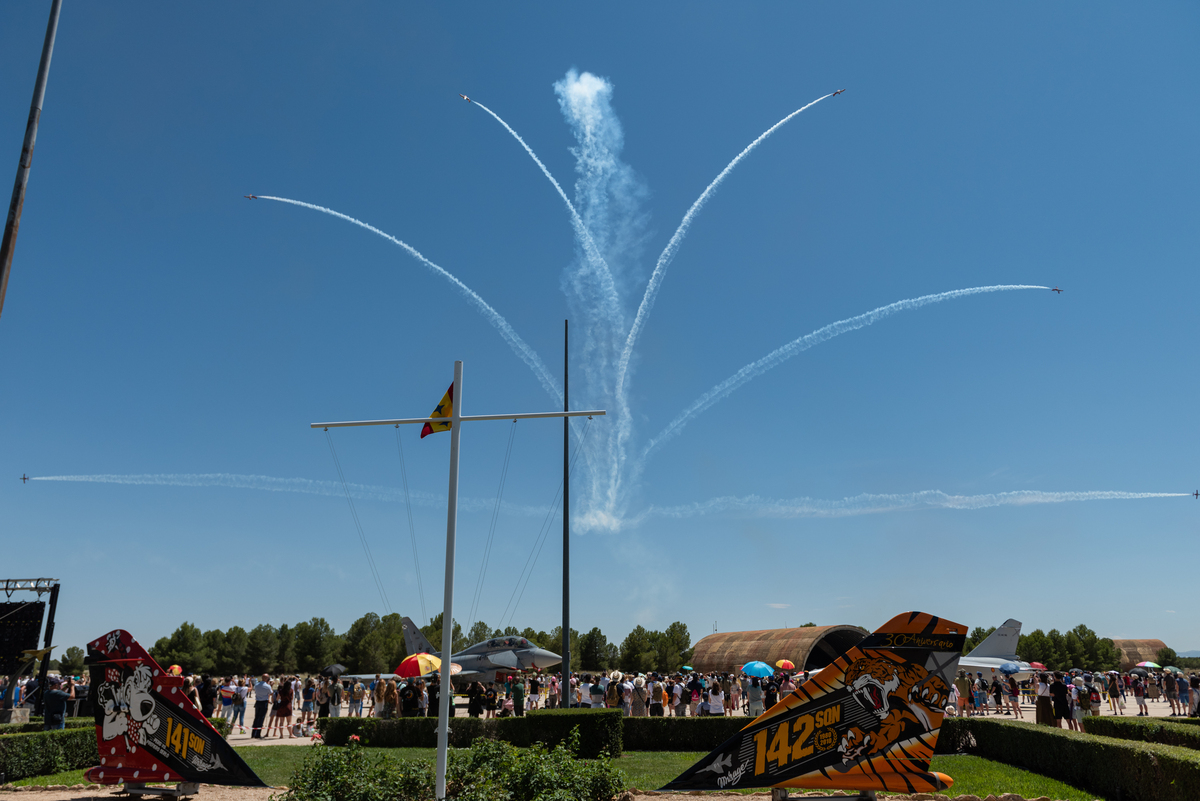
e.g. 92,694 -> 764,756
614,94 -> 835,410
30,473 -> 551,516
637,489 -> 1190,522
470,100 -> 622,325
642,285 -> 1048,460
257,196 -> 561,403
552,71 -> 650,519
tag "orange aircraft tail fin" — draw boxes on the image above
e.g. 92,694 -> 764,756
660,612 -> 965,795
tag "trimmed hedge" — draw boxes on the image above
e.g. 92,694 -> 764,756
317,708 -> 623,758
0,718 -> 92,737
938,716 -> 1200,801
1084,716 -> 1200,750
0,727 -> 98,781
623,716 -> 748,751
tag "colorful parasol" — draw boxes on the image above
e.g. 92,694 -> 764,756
775,659 -> 796,670
1136,661 -> 1161,669
741,661 -> 774,677
167,665 -> 183,676
396,653 -> 441,677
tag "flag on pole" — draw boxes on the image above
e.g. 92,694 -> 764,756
420,383 -> 454,438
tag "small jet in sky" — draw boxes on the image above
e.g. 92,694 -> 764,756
21,474 -> 28,483
1193,490 -> 1198,499
244,195 -> 257,200
1051,286 -> 1063,293
459,94 -> 471,103
832,89 -> 845,97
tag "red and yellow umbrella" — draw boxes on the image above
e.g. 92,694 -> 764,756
775,659 -> 796,670
395,653 -> 462,678
167,665 -> 183,676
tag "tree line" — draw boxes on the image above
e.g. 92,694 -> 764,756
50,614 -> 695,678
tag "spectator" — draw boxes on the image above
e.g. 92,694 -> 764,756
1034,673 -> 1054,726
232,678 -> 248,733
1132,676 -> 1149,716
631,676 -> 649,717
349,680 -> 365,717
302,678 -> 317,722
1006,675 -> 1022,719
747,676 -> 764,717
251,674 -> 272,738
399,679 -> 418,717
219,677 -> 237,724
1048,673 -> 1070,729
1106,672 -> 1125,715
953,670 -> 971,717
42,676 -> 74,731
512,676 -> 526,717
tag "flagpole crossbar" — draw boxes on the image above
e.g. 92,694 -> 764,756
312,410 -> 604,429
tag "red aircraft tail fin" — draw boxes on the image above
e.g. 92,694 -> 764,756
661,612 -> 966,795
84,630 -> 265,787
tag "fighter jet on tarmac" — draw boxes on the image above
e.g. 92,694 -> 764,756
832,89 -> 845,96
244,195 -> 257,200
958,618 -> 1034,680
459,94 -> 471,103
401,616 -> 560,683
1051,286 -> 1063,293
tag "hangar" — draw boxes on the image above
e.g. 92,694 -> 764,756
691,624 -> 868,674
1111,638 -> 1168,671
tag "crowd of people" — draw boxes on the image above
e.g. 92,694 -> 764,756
6,662 -> 1198,737
0,673 -> 85,730
950,668 -> 1200,728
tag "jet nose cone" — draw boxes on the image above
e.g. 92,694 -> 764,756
532,648 -> 562,668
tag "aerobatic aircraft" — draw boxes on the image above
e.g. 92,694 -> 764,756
832,89 -> 845,96
243,195 -> 257,200
1193,490 -> 1198,499
661,612 -> 966,797
1051,286 -> 1063,293
459,94 -> 471,103
20,474 -> 28,483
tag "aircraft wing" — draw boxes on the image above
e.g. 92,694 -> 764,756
661,612 -> 966,795
486,650 -> 521,669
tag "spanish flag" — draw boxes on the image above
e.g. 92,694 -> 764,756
420,383 -> 453,438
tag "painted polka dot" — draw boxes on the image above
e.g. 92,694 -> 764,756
98,772 -> 104,780
163,773 -> 170,781
151,764 -> 157,771
117,763 -> 122,769
153,670 -> 159,676
111,747 -> 116,755
133,772 -> 139,779
171,687 -> 177,694
101,758 -> 106,765
157,685 -> 162,692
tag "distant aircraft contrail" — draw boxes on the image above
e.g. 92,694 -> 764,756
30,473 -> 550,516
637,489 -> 1191,522
256,196 -> 561,402
470,100 -> 621,325
642,284 -> 1049,459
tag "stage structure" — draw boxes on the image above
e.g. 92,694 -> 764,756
0,578 -> 59,723
312,356 -> 604,801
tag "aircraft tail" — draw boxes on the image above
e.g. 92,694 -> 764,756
965,619 -> 1022,659
84,630 -> 264,787
402,616 -> 438,656
661,612 -> 966,795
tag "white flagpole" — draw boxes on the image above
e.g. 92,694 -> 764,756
435,359 -> 463,801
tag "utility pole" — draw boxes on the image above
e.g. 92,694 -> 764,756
562,320 -> 570,695
0,0 -> 64,320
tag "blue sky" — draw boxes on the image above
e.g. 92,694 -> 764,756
3,2 -> 1197,657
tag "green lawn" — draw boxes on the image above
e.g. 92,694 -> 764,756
11,746 -> 1098,800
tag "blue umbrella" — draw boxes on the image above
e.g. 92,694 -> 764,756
999,662 -> 1021,675
742,661 -> 774,677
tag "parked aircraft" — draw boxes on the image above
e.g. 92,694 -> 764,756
958,618 -> 1033,680
402,616 -> 561,682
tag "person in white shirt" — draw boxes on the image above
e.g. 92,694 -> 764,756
579,679 -> 592,708
709,687 -> 725,715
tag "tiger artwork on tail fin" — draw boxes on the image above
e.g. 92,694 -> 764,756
661,611 -> 965,796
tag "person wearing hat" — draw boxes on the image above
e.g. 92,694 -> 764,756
42,676 -> 74,731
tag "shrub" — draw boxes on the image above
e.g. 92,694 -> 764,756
622,716 -> 747,751
0,718 -> 92,737
317,709 -> 623,758
207,716 -> 231,738
1083,716 -> 1200,750
278,727 -> 624,801
938,716 -> 1200,801
0,727 -> 98,781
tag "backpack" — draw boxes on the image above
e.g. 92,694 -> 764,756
353,683 -> 365,700
606,682 -> 620,707
1089,686 -> 1101,705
